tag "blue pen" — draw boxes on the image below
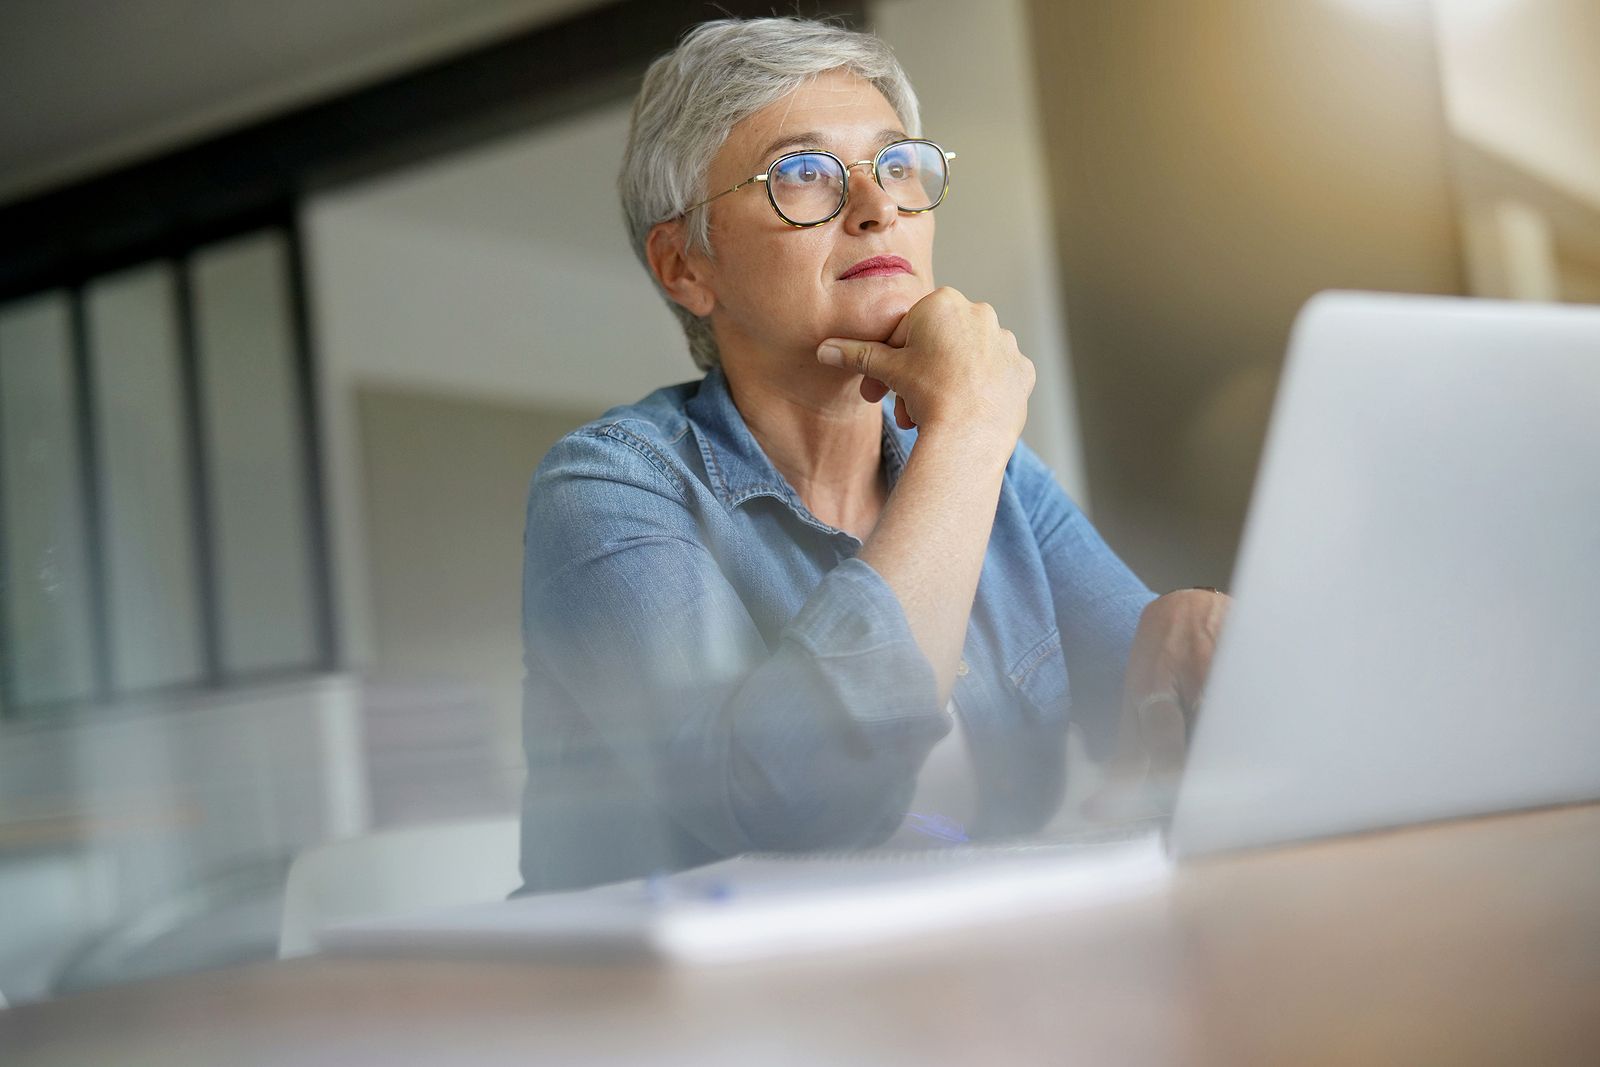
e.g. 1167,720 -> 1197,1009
905,811 -> 969,843
644,869 -> 734,903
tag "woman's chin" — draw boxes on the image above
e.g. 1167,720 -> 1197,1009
829,288 -> 927,344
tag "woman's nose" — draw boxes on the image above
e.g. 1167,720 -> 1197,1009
841,162 -> 898,233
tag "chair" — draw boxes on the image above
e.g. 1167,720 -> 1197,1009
278,815 -> 520,957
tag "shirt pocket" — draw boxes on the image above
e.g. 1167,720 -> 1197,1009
1008,628 -> 1071,725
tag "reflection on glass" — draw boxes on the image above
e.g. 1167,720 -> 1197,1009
0,292 -> 97,707
86,265 -> 205,692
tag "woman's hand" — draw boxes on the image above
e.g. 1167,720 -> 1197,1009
817,286 -> 1035,457
1084,588 -> 1232,822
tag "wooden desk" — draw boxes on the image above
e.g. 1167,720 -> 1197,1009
4,804 -> 1598,1066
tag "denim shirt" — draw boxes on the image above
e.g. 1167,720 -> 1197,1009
518,365 -> 1154,893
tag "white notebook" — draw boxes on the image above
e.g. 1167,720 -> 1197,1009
318,831 -> 1170,965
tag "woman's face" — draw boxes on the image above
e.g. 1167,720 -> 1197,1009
687,70 -> 937,365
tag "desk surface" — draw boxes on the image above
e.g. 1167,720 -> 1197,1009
4,803 -> 1598,1066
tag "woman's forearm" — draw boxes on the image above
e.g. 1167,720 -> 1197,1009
818,289 -> 1037,705
859,428 -> 1012,704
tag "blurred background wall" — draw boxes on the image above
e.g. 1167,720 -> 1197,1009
1030,0 -> 1465,590
1433,0 -> 1600,303
0,0 -> 1594,1004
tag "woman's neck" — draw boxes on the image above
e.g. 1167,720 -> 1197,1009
721,358 -> 887,539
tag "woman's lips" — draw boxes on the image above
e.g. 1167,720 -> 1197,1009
839,254 -> 913,280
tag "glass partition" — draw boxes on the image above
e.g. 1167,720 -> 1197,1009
85,264 -> 205,692
0,292 -> 98,708
189,232 -> 319,676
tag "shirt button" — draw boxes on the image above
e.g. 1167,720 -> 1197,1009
956,660 -> 970,677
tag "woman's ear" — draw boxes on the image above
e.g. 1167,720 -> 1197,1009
646,220 -> 716,318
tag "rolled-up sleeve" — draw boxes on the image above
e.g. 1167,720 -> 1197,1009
1008,441 -> 1156,760
522,427 -> 945,860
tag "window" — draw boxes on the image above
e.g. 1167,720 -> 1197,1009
85,263 -> 205,692
0,292 -> 98,709
0,224 -> 333,716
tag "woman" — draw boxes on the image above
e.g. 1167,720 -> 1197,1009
518,18 -> 1226,893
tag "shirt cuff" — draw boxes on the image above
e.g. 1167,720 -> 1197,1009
782,557 -> 942,728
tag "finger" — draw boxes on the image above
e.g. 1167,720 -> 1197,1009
1177,593 -> 1231,725
1116,619 -> 1164,756
1082,614 -> 1176,820
1084,701 -> 1183,823
1081,686 -> 1151,823
859,376 -> 891,404
894,394 -> 915,430
886,309 -> 913,348
1164,590 -> 1230,724
1083,727 -> 1169,823
1190,592 -> 1231,714
1124,612 -> 1188,783
1135,689 -> 1188,783
817,338 -> 898,384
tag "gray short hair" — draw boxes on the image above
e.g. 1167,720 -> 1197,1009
619,17 -> 922,371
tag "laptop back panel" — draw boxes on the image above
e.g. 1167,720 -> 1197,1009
1171,292 -> 1600,858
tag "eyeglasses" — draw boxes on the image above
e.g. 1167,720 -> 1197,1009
685,138 -> 956,228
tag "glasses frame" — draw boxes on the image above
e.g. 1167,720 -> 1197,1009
685,138 -> 956,228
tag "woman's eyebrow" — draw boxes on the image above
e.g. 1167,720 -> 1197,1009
756,128 -> 910,163
758,131 -> 825,160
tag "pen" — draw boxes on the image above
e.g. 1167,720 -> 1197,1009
644,870 -> 734,904
905,812 -> 969,843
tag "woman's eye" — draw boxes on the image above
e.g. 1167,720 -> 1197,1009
775,157 -> 829,185
886,163 -> 908,180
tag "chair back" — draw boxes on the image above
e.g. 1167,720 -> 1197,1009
278,815 -> 520,957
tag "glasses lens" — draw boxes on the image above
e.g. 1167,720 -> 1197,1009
876,141 -> 947,212
768,152 -> 846,224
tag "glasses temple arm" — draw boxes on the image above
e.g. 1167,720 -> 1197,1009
687,174 -> 769,214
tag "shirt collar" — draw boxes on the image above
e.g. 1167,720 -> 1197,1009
684,364 -> 914,511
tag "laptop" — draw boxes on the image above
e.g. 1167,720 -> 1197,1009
1170,290 -> 1600,857
322,291 -> 1600,962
